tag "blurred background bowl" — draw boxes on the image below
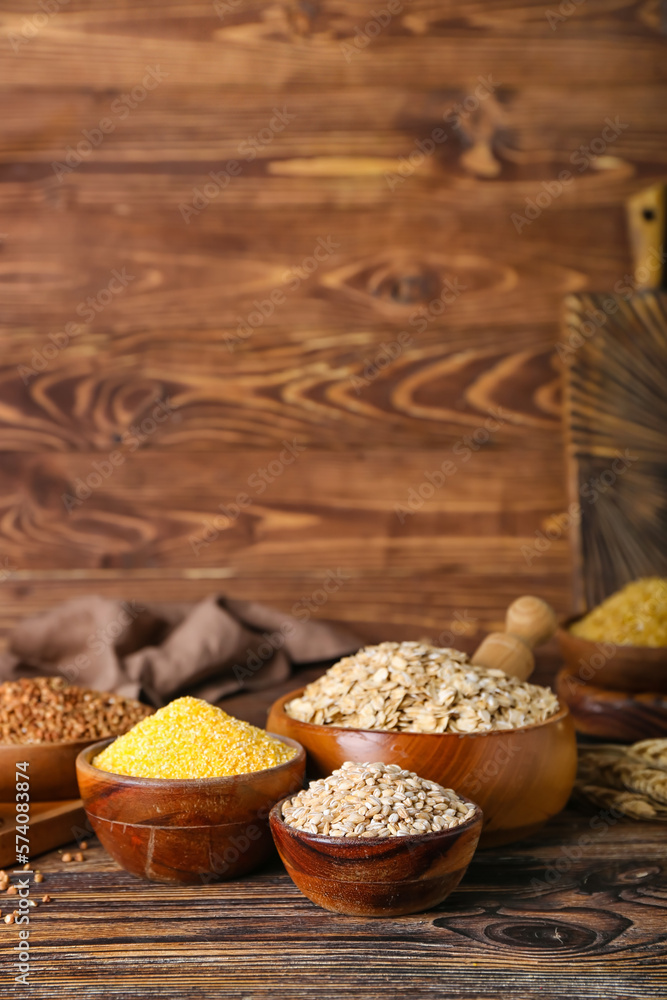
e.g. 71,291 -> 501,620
267,690 -> 576,848
0,738 -> 101,801
269,793 -> 483,917
554,666 -> 667,741
557,617 -> 667,693
76,734 -> 305,883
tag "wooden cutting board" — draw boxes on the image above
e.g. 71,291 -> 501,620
0,800 -> 87,869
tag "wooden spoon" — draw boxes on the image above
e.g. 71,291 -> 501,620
470,596 -> 558,681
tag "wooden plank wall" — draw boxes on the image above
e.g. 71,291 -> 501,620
0,0 -> 665,641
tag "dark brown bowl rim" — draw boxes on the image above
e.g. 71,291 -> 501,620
273,687 -> 570,740
76,732 -> 305,788
558,615 -> 667,652
0,736 -> 103,752
269,792 -> 483,848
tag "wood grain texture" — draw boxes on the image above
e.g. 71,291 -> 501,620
0,447 -> 572,636
0,739 -> 93,801
0,323 -> 564,450
0,799 -> 86,869
1,85 -> 664,192
1,0 -> 666,639
0,573 -> 574,648
0,204 -> 634,333
0,0 -> 665,88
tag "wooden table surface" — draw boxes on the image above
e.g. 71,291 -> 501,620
3,810 -> 665,1000
2,674 -> 666,1000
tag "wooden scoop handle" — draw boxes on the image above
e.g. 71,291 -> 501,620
470,596 -> 558,681
504,596 -> 558,649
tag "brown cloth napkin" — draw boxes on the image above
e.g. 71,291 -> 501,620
0,595 -> 361,706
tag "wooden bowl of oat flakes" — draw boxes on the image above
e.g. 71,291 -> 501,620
267,642 -> 577,848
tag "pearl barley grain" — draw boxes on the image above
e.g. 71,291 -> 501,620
282,762 -> 475,838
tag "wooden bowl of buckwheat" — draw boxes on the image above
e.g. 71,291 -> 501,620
270,761 -> 483,916
267,641 -> 577,848
0,676 -> 154,801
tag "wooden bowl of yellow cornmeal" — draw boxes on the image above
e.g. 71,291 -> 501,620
76,697 -> 305,883
558,578 -> 667,694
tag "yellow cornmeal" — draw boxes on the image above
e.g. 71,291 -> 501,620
92,696 -> 296,779
570,577 -> 667,647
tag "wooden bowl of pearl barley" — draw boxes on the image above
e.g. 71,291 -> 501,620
269,762 -> 483,917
